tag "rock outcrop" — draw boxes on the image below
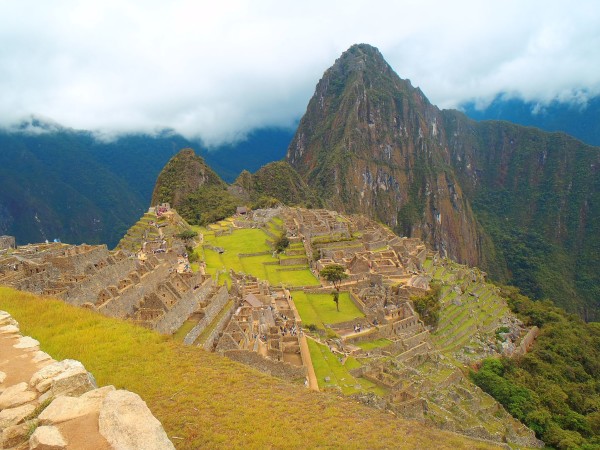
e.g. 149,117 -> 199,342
0,311 -> 174,450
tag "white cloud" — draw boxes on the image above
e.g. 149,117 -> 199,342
0,0 -> 598,145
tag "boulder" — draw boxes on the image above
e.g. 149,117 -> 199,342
30,360 -> 96,400
0,382 -> 37,409
0,403 -> 36,430
39,386 -> 115,425
99,390 -> 175,450
29,425 -> 67,450
0,371 -> 6,384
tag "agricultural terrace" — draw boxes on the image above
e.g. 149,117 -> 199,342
306,338 -> 385,396
291,291 -> 364,330
193,218 -> 319,288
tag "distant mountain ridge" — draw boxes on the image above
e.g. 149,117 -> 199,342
0,127 -> 291,247
462,95 -> 600,147
286,44 -> 600,319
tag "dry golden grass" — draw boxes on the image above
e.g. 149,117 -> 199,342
0,287 -> 501,449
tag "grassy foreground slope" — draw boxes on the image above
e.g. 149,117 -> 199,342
0,287 -> 499,450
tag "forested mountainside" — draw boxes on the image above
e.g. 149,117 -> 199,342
0,126 -> 290,247
286,44 -> 600,319
462,95 -> 600,147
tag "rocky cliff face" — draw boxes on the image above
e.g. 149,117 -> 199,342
287,44 -> 483,265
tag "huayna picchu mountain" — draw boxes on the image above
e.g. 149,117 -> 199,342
286,44 -> 484,267
287,44 -> 600,320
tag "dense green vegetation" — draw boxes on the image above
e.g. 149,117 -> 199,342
412,281 -> 442,327
179,186 -> 239,226
445,117 -> 600,321
471,287 -> 600,449
233,161 -> 321,209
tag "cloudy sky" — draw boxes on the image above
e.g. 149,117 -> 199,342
1,1 -> 599,145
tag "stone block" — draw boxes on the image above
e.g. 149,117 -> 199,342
1,422 -> 30,448
39,386 -> 114,425
29,425 -> 67,450
13,336 -> 39,350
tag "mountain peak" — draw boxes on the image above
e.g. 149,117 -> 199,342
150,148 -> 225,208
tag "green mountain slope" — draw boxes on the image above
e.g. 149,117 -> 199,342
0,130 -> 144,246
443,112 -> 600,319
0,126 -> 291,247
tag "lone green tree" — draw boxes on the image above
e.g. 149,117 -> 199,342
320,264 -> 348,312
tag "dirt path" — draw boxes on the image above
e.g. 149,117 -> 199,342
0,321 -> 110,450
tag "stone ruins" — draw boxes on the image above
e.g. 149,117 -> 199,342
0,205 -> 542,447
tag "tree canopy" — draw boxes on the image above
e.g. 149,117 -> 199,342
320,264 -> 348,291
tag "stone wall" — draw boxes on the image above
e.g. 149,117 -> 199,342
65,257 -> 137,306
99,262 -> 171,318
200,300 -> 236,351
513,326 -> 540,357
48,246 -> 109,275
154,278 -> 215,335
223,349 -> 307,381
279,257 -> 308,266
183,286 -> 230,345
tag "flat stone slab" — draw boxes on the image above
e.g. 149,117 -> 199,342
39,386 -> 114,425
0,325 -> 19,335
32,351 -> 54,364
13,336 -> 39,350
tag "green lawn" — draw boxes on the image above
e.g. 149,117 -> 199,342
196,225 -> 319,287
292,291 -> 364,328
355,338 -> 392,351
307,338 -> 384,396
172,318 -> 198,342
